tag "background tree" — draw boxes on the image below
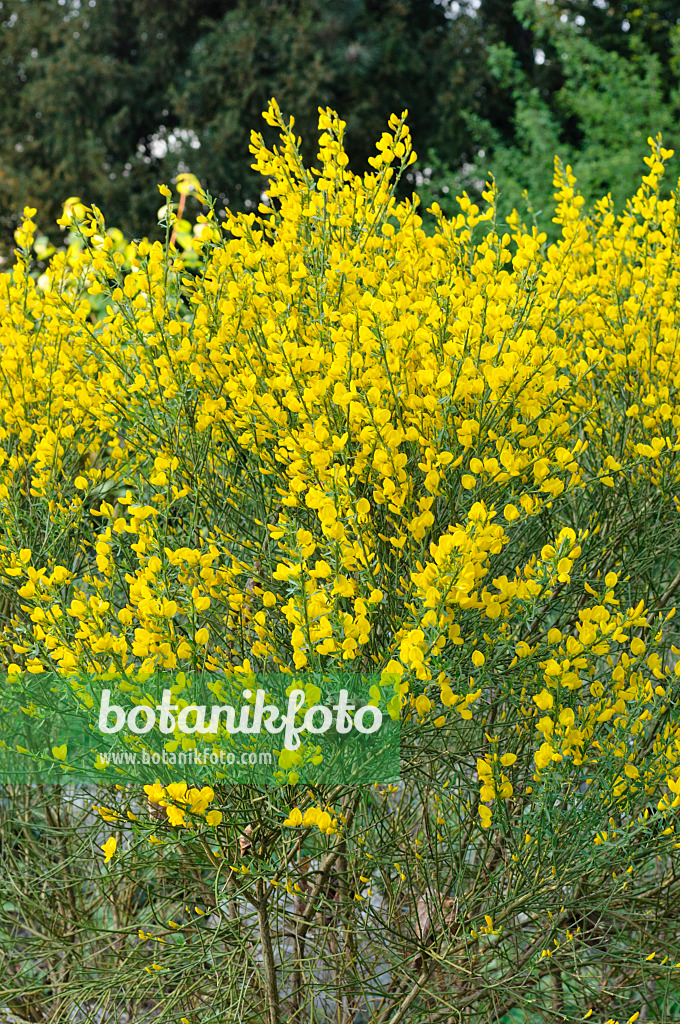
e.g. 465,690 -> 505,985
1,1 -> 679,253
418,1 -> 680,231
0,0 -> 493,255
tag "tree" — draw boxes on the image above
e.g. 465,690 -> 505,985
0,0 -> 494,256
419,0 -> 680,233
0,0 -> 229,252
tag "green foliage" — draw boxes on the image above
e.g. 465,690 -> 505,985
412,1 -> 680,235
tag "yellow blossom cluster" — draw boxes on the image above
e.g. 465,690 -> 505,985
1,103 -> 680,839
283,804 -> 338,834
142,782 -> 222,828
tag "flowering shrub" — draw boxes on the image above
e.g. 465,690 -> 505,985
1,102 -> 680,1021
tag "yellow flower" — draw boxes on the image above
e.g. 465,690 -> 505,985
166,806 -> 186,827
415,694 -> 431,716
97,806 -> 118,822
533,689 -> 554,711
144,783 -> 166,804
284,807 -> 303,827
166,782 -> 188,802
316,811 -> 333,832
100,837 -> 117,863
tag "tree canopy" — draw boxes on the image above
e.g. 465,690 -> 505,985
0,0 -> 678,254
